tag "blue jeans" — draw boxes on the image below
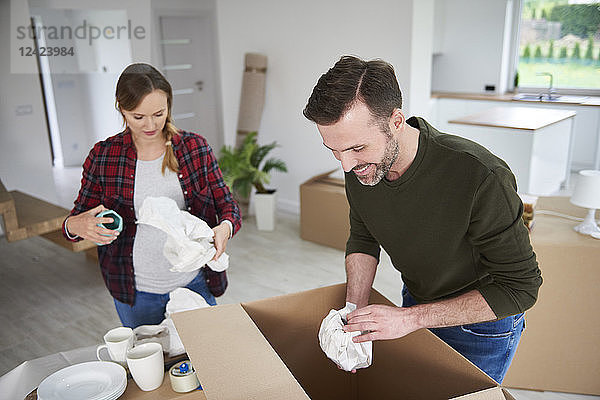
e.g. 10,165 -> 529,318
402,286 -> 524,384
114,270 -> 217,329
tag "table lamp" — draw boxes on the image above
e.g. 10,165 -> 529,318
569,170 -> 600,238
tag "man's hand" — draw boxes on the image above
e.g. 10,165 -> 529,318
66,204 -> 119,245
342,290 -> 497,343
211,221 -> 231,260
343,304 -> 420,343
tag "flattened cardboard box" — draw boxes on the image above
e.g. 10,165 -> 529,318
300,170 -> 349,251
172,284 -> 515,399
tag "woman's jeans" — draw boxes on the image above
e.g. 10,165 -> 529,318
402,286 -> 524,384
114,270 -> 216,329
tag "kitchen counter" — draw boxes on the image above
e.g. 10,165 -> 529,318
432,91 -> 600,107
448,106 -> 576,131
432,93 -> 600,171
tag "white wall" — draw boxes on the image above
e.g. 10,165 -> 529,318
0,0 -> 58,205
216,0 -> 434,213
432,0 -> 511,94
2,0 -> 436,217
407,0 -> 435,119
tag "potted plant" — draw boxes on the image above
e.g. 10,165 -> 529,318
218,132 -> 287,230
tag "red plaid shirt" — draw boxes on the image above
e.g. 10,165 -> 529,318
62,130 -> 242,305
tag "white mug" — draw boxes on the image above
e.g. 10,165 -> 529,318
126,342 -> 165,391
96,327 -> 134,365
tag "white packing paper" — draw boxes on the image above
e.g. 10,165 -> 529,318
131,288 -> 211,357
164,287 -> 211,356
164,287 -> 211,317
136,196 -> 229,272
318,302 -> 373,371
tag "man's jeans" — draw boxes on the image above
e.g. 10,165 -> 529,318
114,270 -> 217,329
402,286 -> 524,384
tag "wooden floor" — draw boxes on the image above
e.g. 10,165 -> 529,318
0,211 -> 597,399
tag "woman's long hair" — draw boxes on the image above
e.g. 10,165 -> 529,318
115,63 -> 179,174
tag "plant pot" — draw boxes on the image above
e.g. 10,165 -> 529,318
253,191 -> 276,231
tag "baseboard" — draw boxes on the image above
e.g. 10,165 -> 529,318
571,162 -> 595,172
277,198 -> 299,215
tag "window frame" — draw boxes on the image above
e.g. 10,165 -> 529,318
508,0 -> 600,96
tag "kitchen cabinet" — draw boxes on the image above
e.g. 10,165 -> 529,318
448,107 -> 575,195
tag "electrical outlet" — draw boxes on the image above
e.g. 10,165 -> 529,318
484,85 -> 495,92
15,104 -> 33,116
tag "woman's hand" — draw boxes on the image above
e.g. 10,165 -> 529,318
211,222 -> 231,260
66,204 -> 120,245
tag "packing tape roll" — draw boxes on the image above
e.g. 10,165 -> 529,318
169,361 -> 200,393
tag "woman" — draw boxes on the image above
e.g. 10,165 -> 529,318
62,63 -> 241,328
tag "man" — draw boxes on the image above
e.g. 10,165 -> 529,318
303,56 -> 542,383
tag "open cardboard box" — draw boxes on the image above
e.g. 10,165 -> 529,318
171,284 -> 515,399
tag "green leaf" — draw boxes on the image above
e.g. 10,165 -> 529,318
217,130 -> 287,196
251,142 -> 277,167
262,158 -> 288,174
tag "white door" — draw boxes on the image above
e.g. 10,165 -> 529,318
159,15 -> 222,150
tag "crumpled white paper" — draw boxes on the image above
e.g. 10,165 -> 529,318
164,286 -> 211,317
318,302 -> 373,371
136,196 -> 229,272
133,288 -> 210,357
133,324 -> 169,352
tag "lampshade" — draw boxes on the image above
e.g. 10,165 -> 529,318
570,170 -> 600,210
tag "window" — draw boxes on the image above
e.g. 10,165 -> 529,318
515,0 -> 600,93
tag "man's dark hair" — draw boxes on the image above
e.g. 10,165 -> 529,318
303,56 -> 403,127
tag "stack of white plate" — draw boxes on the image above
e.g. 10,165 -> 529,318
37,361 -> 127,400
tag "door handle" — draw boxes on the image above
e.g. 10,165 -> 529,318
195,81 -> 204,91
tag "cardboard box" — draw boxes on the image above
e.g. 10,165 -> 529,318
502,197 -> 600,396
172,284 -> 516,399
300,170 -> 349,250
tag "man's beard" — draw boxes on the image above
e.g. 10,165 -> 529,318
354,135 -> 399,186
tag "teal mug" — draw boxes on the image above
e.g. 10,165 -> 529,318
95,210 -> 123,245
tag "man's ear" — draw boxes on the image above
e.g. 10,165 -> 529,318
390,108 -> 405,130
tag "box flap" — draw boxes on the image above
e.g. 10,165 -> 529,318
301,169 -> 346,187
242,284 -> 498,400
242,284 -> 354,399
301,169 -> 338,185
449,387 -> 508,400
171,304 -> 309,400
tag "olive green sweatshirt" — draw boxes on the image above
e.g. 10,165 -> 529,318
345,117 -> 542,319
